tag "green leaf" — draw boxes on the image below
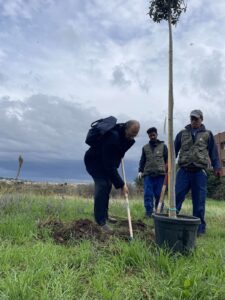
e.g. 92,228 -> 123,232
183,278 -> 191,289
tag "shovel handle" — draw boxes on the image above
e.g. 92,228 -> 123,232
121,159 -> 133,239
156,174 -> 168,214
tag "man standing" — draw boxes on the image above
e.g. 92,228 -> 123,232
84,120 -> 140,232
175,110 -> 221,236
138,127 -> 168,217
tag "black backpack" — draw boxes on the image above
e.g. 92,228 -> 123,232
85,116 -> 117,146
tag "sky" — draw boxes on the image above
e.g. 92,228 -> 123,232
0,0 -> 225,182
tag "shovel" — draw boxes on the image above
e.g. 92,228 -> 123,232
121,159 -> 133,240
156,173 -> 168,214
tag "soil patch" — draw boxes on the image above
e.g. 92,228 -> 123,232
37,218 -> 155,244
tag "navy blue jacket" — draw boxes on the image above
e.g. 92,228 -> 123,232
174,124 -> 221,170
84,124 -> 135,188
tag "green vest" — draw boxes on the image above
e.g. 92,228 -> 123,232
143,142 -> 165,176
178,129 -> 210,169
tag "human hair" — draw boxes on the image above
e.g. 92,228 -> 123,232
147,127 -> 157,134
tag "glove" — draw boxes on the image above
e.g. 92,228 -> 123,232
214,169 -> 222,177
138,172 -> 143,179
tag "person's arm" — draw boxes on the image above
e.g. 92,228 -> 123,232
101,134 -> 124,189
208,131 -> 221,170
163,144 -> 168,163
174,131 -> 182,157
138,148 -> 146,173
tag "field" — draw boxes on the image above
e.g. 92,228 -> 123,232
0,189 -> 225,299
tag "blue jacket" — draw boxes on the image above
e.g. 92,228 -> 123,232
84,124 -> 135,188
174,124 -> 221,170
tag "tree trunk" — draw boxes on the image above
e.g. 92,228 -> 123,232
168,12 -> 176,218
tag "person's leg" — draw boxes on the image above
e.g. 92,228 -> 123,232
191,170 -> 207,234
104,181 -> 115,222
176,168 -> 191,213
93,177 -> 112,225
144,176 -> 154,216
153,175 -> 165,210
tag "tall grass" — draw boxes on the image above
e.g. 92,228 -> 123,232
0,193 -> 225,299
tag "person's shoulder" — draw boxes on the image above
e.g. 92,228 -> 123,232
175,129 -> 185,138
142,141 -> 151,149
162,141 -> 168,148
200,125 -> 212,134
157,139 -> 165,144
204,129 -> 214,139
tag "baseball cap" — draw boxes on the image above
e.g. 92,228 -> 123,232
190,109 -> 203,119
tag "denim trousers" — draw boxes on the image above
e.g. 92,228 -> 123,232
144,175 -> 165,215
176,168 -> 207,233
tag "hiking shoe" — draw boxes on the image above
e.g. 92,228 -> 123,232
197,231 -> 205,237
100,224 -> 113,233
145,213 -> 152,219
107,216 -> 118,224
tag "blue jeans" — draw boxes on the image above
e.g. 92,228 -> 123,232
144,175 -> 165,215
176,168 -> 207,234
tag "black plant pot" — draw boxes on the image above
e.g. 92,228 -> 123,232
152,213 -> 201,254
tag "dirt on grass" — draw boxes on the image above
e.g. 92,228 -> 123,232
37,218 -> 155,244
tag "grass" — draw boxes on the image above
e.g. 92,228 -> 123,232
0,193 -> 225,299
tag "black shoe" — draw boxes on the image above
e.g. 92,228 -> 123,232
107,216 -> 118,224
197,231 -> 205,237
145,213 -> 152,219
100,224 -> 113,233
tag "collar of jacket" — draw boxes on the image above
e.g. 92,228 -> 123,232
185,124 -> 206,132
149,139 -> 163,147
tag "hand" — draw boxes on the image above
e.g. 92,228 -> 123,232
138,172 -> 143,179
214,169 -> 222,177
121,184 -> 129,197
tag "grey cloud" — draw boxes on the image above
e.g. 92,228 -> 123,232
111,66 -> 131,88
0,72 -> 8,83
0,94 -> 101,161
111,61 -> 153,93
191,51 -> 225,97
0,0 -> 53,19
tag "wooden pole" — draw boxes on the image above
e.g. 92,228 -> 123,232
168,8 -> 177,218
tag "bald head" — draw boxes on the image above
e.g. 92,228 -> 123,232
124,120 -> 140,140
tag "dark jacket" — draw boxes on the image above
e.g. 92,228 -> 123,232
139,140 -> 168,176
84,124 -> 135,189
174,124 -> 221,170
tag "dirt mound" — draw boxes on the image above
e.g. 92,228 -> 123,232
37,218 -> 155,244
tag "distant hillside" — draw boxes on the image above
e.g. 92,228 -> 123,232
0,159 -> 139,184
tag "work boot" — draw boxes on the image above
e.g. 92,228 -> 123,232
107,216 -> 118,224
197,230 -> 205,237
100,224 -> 113,233
145,212 -> 152,219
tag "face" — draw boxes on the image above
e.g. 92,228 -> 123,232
125,124 -> 140,140
148,132 -> 157,141
190,116 -> 202,129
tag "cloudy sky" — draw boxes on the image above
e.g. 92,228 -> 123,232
0,0 -> 225,182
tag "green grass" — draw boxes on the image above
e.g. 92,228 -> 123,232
0,193 -> 225,299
